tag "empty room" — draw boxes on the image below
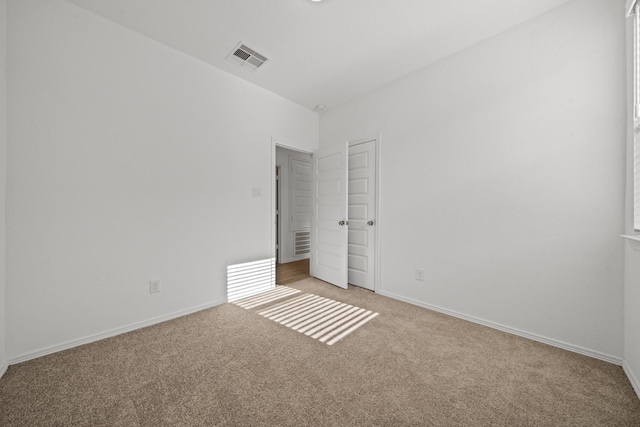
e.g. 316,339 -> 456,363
1,0 -> 640,425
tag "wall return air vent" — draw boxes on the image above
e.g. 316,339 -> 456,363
226,42 -> 269,72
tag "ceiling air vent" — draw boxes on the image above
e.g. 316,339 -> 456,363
226,42 -> 269,72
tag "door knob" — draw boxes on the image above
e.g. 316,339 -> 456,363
339,220 -> 345,226
367,220 -> 375,226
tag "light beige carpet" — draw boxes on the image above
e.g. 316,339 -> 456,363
1,278 -> 639,426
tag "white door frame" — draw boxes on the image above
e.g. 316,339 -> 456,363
348,133 -> 381,293
275,165 -> 281,263
271,138 -> 314,266
271,134 -> 381,292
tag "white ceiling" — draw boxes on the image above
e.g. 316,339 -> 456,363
66,0 -> 574,112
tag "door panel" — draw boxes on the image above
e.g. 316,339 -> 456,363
290,158 -> 311,230
348,140 -> 376,290
311,143 -> 349,289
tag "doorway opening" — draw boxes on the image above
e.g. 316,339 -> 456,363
271,135 -> 380,291
276,259 -> 310,284
274,144 -> 312,285
309,135 -> 380,291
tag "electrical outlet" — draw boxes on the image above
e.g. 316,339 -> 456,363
415,269 -> 424,281
149,279 -> 161,294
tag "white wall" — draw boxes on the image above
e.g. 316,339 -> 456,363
321,0 -> 626,361
0,0 -> 7,378
624,2 -> 640,397
6,0 -> 318,361
276,146 -> 311,264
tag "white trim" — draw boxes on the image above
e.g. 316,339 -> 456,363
280,255 -> 310,264
275,164 -> 282,263
623,360 -> 640,399
628,0 -> 638,18
377,290 -> 623,365
347,133 -> 382,293
8,299 -> 225,365
0,359 -> 8,379
621,234 -> 640,251
621,234 -> 640,242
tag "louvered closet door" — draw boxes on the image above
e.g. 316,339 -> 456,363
310,143 -> 349,289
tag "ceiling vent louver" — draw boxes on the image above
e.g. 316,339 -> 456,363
226,42 -> 269,72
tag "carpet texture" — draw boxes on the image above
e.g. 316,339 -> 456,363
1,278 -> 639,426
233,286 -> 379,346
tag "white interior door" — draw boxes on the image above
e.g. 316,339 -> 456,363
348,140 -> 376,290
310,143 -> 349,289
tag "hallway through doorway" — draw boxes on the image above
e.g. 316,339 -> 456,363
276,259 -> 310,285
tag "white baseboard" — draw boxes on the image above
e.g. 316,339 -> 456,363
0,358 -> 8,379
377,290 -> 622,366
623,360 -> 640,399
8,299 -> 226,365
280,255 -> 310,264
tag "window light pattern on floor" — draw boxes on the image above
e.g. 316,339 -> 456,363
232,286 -> 301,309
256,293 -> 379,346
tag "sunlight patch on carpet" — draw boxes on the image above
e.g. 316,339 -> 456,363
232,286 -> 301,309
257,293 -> 378,346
